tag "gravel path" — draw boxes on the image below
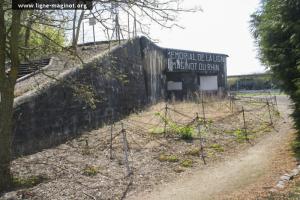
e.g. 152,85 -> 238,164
128,95 -> 294,200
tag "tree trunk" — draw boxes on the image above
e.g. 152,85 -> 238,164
0,81 -> 14,192
72,10 -> 85,50
72,9 -> 77,49
24,11 -> 34,61
0,6 -> 21,192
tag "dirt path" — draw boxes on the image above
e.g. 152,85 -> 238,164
128,95 -> 296,200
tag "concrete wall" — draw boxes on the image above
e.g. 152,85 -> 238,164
12,37 -> 166,156
140,37 -> 167,103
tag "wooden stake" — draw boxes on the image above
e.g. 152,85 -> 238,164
267,100 -> 273,125
110,123 -> 113,160
229,96 -> 232,112
121,123 -> 132,176
164,103 -> 168,136
197,124 -> 206,165
201,93 -> 206,125
242,107 -> 248,141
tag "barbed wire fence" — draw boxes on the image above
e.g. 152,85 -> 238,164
13,92 -> 281,199
97,92 -> 280,179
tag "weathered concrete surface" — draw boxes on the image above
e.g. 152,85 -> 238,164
12,37 -> 166,156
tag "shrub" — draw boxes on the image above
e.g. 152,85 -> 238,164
180,159 -> 193,168
233,129 -> 248,142
173,125 -> 194,140
158,154 -> 179,162
83,165 -> 99,176
154,112 -> 195,140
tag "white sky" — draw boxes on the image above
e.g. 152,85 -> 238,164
149,0 -> 265,75
80,0 -> 266,75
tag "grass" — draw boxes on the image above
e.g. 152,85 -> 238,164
173,125 -> 194,140
180,159 -> 193,168
158,154 -> 179,162
224,129 -> 250,142
185,147 -> 200,156
83,165 -> 100,176
154,111 -> 195,140
234,90 -> 283,97
149,127 -> 165,135
13,175 -> 48,189
209,143 -> 224,152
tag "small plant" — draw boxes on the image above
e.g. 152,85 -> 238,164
149,127 -> 165,135
274,110 -> 280,117
158,154 -> 179,162
154,112 -> 195,140
209,143 -> 224,152
185,147 -> 200,156
233,129 -> 249,142
83,165 -> 99,176
173,125 -> 194,140
206,150 -> 215,158
180,159 -> 193,168
13,175 -> 48,188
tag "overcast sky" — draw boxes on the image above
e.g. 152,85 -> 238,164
149,0 -> 265,75
80,0 -> 265,75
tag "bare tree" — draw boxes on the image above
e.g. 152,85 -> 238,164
0,0 -> 200,192
0,1 -> 21,191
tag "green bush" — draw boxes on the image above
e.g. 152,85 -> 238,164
233,129 -> 248,142
173,125 -> 194,140
180,159 -> 193,168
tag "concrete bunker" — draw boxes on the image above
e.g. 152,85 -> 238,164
12,37 -> 228,156
165,48 -> 228,99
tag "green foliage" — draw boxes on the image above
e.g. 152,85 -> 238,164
158,154 -> 179,162
71,83 -> 99,110
155,112 -> 195,139
83,165 -> 99,176
251,0 -> 300,132
292,137 -> 300,160
180,159 -> 193,168
233,129 -> 249,142
20,24 -> 65,60
209,143 -> 224,152
228,75 -> 277,91
173,125 -> 194,140
224,129 -> 252,142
